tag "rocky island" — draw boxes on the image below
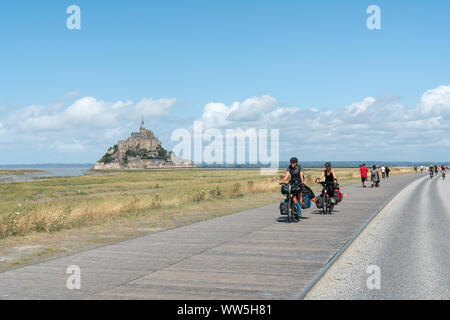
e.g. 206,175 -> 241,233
92,120 -> 194,170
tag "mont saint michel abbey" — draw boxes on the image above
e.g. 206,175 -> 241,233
117,118 -> 162,160
93,117 -> 194,170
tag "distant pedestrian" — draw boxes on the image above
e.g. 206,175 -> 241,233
359,163 -> 369,188
414,166 -> 418,173
420,165 -> 424,173
381,165 -> 386,179
371,165 -> 380,188
385,166 -> 391,178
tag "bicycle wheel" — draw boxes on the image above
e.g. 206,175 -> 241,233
293,202 -> 300,221
322,194 -> 327,215
328,201 -> 333,214
287,200 -> 292,223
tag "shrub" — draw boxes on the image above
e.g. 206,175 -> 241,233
192,190 -> 207,202
126,148 -> 137,157
156,145 -> 170,160
151,194 -> 161,209
208,187 -> 222,199
125,196 -> 140,214
100,152 -> 114,164
232,183 -> 243,197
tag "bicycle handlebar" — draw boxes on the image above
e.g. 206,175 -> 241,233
316,181 -> 335,185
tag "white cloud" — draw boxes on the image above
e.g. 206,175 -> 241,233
53,140 -> 86,153
197,86 -> 450,160
0,96 -> 178,159
345,97 -> 376,117
201,95 -> 279,129
2,85 -> 450,163
419,85 -> 450,116
19,97 -> 133,131
226,95 -> 278,122
135,98 -> 177,118
12,96 -> 177,131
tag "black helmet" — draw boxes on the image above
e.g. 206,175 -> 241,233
325,162 -> 332,168
290,157 -> 298,163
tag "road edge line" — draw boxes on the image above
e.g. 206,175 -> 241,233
294,174 -> 425,300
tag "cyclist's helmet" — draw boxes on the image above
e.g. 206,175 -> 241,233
325,162 -> 332,168
290,157 -> 298,164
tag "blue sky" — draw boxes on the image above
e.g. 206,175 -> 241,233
1,0 -> 450,164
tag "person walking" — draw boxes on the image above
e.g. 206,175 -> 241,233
381,165 -> 386,179
371,165 -> 380,188
359,163 -> 369,188
385,166 -> 391,178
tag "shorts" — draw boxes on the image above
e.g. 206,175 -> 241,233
361,177 -> 368,182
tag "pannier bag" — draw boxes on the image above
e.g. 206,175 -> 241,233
303,185 -> 315,198
281,183 -> 302,195
279,201 -> 288,215
281,184 -> 290,195
290,183 -> 302,194
301,193 -> 311,209
301,185 -> 315,209
334,190 -> 344,203
315,195 -> 324,209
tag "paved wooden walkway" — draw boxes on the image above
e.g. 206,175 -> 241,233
0,174 -> 420,300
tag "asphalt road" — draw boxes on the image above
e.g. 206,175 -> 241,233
305,173 -> 450,299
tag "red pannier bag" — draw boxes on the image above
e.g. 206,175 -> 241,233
334,189 -> 344,203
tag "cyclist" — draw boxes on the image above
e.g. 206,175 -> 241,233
442,167 -> 446,180
280,157 -> 305,218
315,162 -> 338,204
430,165 -> 434,179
